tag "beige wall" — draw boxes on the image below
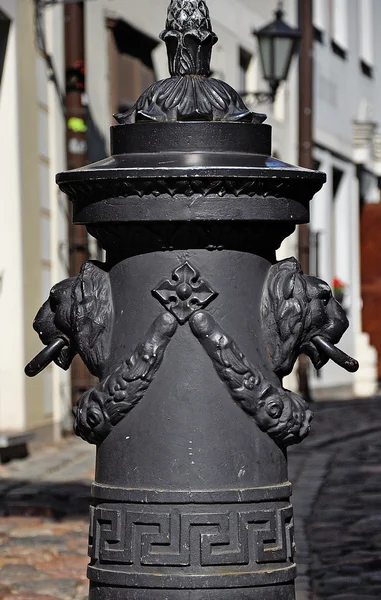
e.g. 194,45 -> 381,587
0,0 -> 25,431
16,0 -> 46,430
19,1 -> 70,433
3,0 -> 69,435
45,3 -> 71,438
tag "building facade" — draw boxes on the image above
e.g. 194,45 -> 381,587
308,0 -> 379,399
0,0 -> 69,443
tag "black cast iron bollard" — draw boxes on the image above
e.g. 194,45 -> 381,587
26,2 -> 358,598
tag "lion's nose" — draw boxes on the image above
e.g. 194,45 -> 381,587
312,336 -> 359,373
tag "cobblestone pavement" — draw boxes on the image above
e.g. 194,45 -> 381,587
1,398 -> 381,599
0,438 -> 94,600
290,397 -> 381,600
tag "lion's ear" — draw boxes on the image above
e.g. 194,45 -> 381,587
283,273 -> 296,300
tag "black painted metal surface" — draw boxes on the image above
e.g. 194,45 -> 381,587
26,1 -> 358,598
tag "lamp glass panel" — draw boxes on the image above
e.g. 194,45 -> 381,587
273,36 -> 294,81
258,36 -> 273,80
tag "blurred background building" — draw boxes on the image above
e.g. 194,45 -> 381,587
0,0 -> 68,452
308,0 -> 380,399
0,0 -> 379,449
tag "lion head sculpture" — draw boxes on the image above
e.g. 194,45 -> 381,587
33,261 -> 113,378
261,258 -> 349,378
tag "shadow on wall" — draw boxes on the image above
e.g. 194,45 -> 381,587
0,11 -> 10,89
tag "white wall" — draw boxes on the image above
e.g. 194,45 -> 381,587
310,151 -> 355,390
315,0 -> 381,158
0,1 -> 71,435
45,3 -> 71,437
0,1 -> 25,430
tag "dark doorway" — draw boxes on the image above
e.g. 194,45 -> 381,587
107,18 -> 158,117
361,201 -> 381,380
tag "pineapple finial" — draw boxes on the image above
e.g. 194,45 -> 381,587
160,0 -> 217,77
114,0 -> 264,124
164,0 -> 213,33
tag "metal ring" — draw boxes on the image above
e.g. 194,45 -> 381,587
312,335 -> 359,373
25,338 -> 68,378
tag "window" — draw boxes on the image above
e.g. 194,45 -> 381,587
330,0 -> 348,58
359,0 -> 374,77
239,48 -> 252,94
313,0 -> 327,42
107,19 -> 158,116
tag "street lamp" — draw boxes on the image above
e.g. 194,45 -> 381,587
244,3 -> 301,103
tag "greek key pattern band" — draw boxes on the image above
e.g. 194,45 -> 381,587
88,502 -> 295,586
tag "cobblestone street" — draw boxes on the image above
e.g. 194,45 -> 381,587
290,398 -> 381,600
0,439 -> 94,600
0,398 -> 381,599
